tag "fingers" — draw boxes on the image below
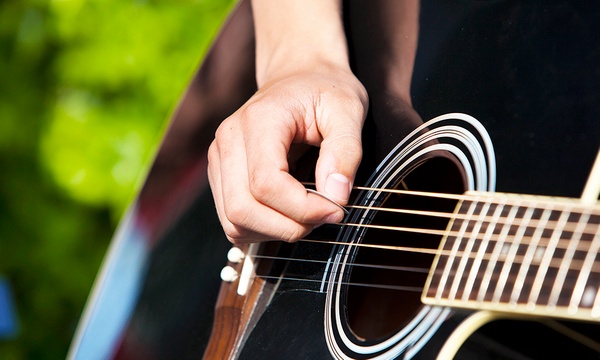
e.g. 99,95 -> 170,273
241,101 -> 346,226
208,71 -> 367,244
208,113 -> 342,244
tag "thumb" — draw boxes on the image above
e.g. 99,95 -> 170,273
315,124 -> 363,205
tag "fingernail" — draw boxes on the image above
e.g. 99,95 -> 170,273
324,211 -> 344,224
325,173 -> 350,202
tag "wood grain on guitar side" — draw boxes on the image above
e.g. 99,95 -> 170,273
203,244 -> 273,360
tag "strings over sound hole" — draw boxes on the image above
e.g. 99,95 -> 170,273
345,158 -> 463,341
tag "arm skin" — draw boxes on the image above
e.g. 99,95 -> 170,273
207,0 -> 369,244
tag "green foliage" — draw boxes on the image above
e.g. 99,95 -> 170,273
0,0 -> 235,358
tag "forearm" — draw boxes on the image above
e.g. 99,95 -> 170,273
251,0 -> 350,86
344,0 -> 419,102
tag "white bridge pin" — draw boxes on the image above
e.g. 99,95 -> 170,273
220,266 -> 239,282
227,247 -> 245,263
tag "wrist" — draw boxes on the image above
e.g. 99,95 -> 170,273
251,0 -> 350,87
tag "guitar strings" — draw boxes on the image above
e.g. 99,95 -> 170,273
324,220 -> 600,256
346,203 -> 600,235
304,183 -> 600,256
304,181 -> 600,215
251,254 -> 430,274
289,236 -> 600,274
237,184 -> 600,290
345,186 -> 599,234
247,245 -> 600,294
247,249 -> 595,294
244,225 -> 599,292
253,273 -> 424,293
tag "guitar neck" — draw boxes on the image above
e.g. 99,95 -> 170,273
422,191 -> 600,323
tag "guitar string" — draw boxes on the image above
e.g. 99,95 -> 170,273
251,254 -> 430,274
252,273 -> 424,293
304,181 -> 600,214
304,184 -> 600,254
252,199 -> 600,290
249,254 -> 556,286
252,234 -> 600,277
345,190 -> 600,236
250,218 -> 598,290
237,184 -> 600,291
346,203 -> 600,235
327,219 -> 600,255
242,236 -> 599,294
248,247 -> 600,295
297,236 -> 599,271
248,250 -> 594,294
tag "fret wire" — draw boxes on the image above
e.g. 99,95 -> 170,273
449,199 -> 492,302
435,197 -> 481,301
477,200 -> 522,302
591,285 -> 600,318
527,206 -> 572,310
462,199 -> 506,302
548,212 -> 590,309
492,206 -> 535,304
569,223 -> 600,314
509,206 -> 555,307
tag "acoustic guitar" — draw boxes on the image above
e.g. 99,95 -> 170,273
69,1 -> 600,359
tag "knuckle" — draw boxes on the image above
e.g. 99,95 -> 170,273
280,225 -> 311,243
207,141 -> 218,164
225,232 -> 247,246
241,100 -> 268,121
220,214 -> 251,245
224,201 -> 249,228
248,170 -> 274,202
214,121 -> 231,143
225,233 -> 245,246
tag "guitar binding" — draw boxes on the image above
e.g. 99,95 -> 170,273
323,114 -> 497,359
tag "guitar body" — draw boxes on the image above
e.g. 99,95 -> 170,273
69,1 -> 600,359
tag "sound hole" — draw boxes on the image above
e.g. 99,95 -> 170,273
346,157 -> 465,340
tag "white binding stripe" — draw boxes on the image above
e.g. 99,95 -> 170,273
324,114 -> 496,359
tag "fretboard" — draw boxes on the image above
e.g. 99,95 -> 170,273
422,191 -> 600,322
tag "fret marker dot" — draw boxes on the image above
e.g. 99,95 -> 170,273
534,247 -> 545,262
582,286 -> 596,307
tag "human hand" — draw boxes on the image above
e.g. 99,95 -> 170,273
207,65 -> 368,244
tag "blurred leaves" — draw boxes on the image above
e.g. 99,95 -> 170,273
46,0 -> 235,217
0,0 -> 235,358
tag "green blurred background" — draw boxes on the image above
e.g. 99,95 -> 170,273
0,0 -> 235,358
